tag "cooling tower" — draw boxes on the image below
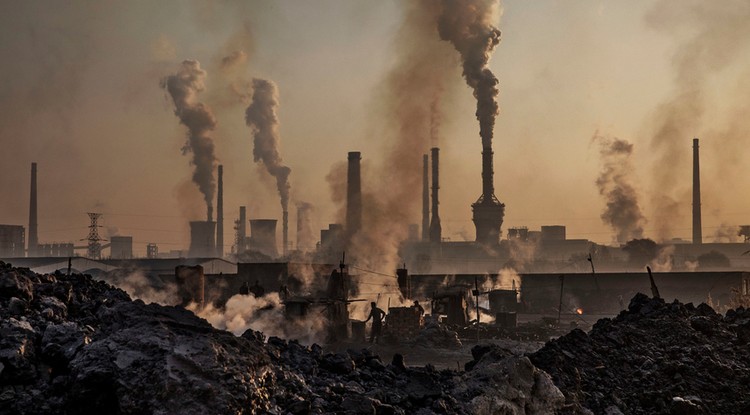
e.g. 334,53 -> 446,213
692,138 -> 702,245
346,151 -> 362,239
249,219 -> 278,258
109,236 -> 133,259
188,221 -> 216,258
28,162 -> 38,257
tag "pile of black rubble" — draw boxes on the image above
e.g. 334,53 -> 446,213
0,263 -> 563,414
530,293 -> 750,414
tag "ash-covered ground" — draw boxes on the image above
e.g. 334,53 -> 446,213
2,262 -> 750,414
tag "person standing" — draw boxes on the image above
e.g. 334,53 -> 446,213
364,302 -> 385,344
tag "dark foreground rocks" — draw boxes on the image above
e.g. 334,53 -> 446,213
0,262 -> 564,414
530,293 -> 750,414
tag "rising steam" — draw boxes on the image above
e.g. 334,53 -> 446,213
245,78 -> 291,212
162,60 -> 218,221
594,133 -> 646,244
437,0 -> 502,148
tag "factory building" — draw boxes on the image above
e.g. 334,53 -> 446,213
0,225 -> 25,258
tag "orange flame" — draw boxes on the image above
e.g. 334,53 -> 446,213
576,308 -> 584,315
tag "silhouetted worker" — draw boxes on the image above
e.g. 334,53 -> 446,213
413,300 -> 424,316
364,302 -> 385,344
249,280 -> 265,298
280,284 -> 290,300
239,281 -> 250,296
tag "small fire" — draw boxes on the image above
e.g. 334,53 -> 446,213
575,308 -> 584,315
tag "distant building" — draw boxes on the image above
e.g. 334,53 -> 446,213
109,236 -> 133,259
0,225 -> 25,257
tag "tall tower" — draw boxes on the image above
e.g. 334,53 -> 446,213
422,154 -> 430,241
429,148 -> 442,243
28,162 -> 38,257
692,138 -> 702,245
86,212 -> 105,259
346,152 -> 362,241
216,165 -> 224,257
472,144 -> 505,245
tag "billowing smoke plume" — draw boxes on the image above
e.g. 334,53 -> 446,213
645,1 -> 750,239
333,0 -> 458,275
593,133 -> 646,244
162,60 -> 218,221
245,78 -> 291,212
437,0 -> 502,148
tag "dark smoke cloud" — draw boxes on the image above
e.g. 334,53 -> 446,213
162,60 -> 218,221
644,0 -> 750,239
437,0 -> 502,148
593,132 -> 646,244
245,78 -> 291,212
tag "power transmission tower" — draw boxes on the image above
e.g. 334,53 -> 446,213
86,212 -> 105,259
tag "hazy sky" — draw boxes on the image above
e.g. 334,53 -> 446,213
1,0 -> 749,256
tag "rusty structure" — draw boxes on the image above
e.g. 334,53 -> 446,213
472,140 -> 505,245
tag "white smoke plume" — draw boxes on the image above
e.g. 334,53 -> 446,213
437,0 -> 502,149
593,132 -> 646,244
110,270 -> 180,306
712,223 -> 740,243
162,60 -> 218,221
650,245 -> 675,272
191,292 -> 326,345
245,78 -> 291,212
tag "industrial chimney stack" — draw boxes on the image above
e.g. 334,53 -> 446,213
422,154 -> 429,241
346,151 -> 362,240
429,148 -> 442,243
216,165 -> 224,257
472,144 -> 505,245
28,162 -> 38,257
693,138 -> 702,245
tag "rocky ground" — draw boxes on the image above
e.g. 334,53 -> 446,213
0,263 -> 563,414
4,261 -> 749,414
530,293 -> 750,414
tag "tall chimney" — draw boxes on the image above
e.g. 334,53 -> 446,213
472,144 -> 505,245
28,162 -> 38,257
422,154 -> 429,241
216,165 -> 224,257
692,138 -> 702,245
346,151 -> 362,240
282,210 -> 289,256
237,206 -> 247,252
429,148 -> 442,243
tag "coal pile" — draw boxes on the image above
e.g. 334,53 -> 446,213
530,293 -> 750,414
0,262 -> 565,414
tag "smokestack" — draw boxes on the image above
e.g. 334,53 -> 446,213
237,206 -> 247,252
429,148 -> 442,243
472,145 -> 505,245
346,151 -> 362,239
28,162 -> 38,257
422,154 -> 429,241
283,210 -> 288,256
693,138 -> 702,245
216,165 -> 224,257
